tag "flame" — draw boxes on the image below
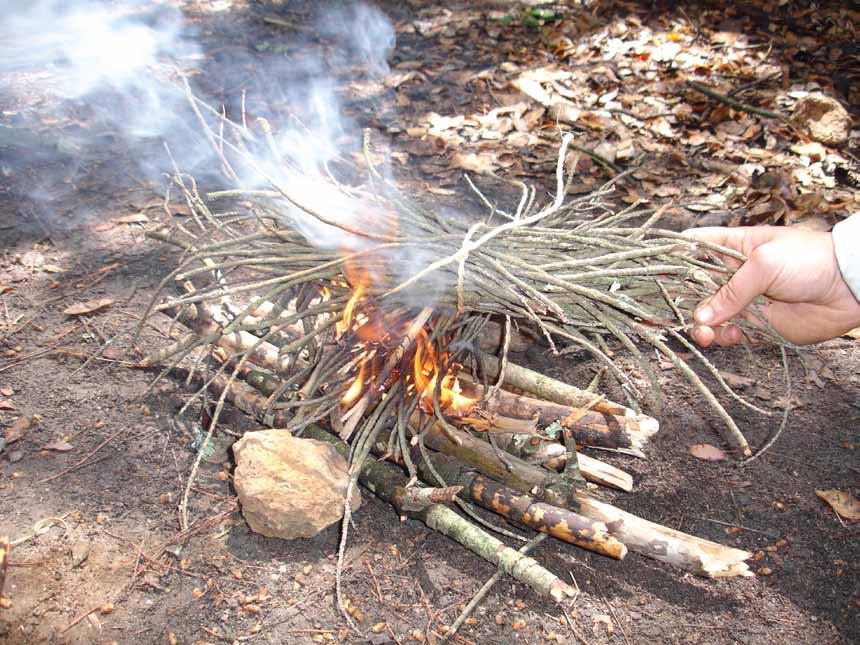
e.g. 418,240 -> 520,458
412,329 -> 477,416
335,248 -> 475,418
337,282 -> 365,338
341,359 -> 367,406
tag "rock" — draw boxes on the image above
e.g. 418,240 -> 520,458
70,539 -> 91,568
232,429 -> 359,539
792,93 -> 851,146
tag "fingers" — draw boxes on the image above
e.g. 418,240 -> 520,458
691,324 -> 743,348
683,225 -> 786,259
693,254 -> 772,327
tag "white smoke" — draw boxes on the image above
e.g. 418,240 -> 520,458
0,0 -> 397,242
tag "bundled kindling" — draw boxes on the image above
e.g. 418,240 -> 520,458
139,95 -> 776,602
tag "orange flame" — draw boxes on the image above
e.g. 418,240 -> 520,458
341,360 -> 367,406
337,282 -> 365,338
412,329 -> 477,416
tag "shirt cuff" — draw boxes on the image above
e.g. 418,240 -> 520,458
833,214 -> 860,302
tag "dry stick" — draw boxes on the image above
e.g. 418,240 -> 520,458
686,80 -> 786,120
60,603 -> 112,634
686,80 -> 806,138
552,452 -> 632,492
742,345 -> 791,465
0,535 -> 8,603
35,428 -> 128,485
480,353 -> 658,430
444,533 -> 548,641
341,306 -> 433,441
382,134 -> 576,300
567,141 -> 622,175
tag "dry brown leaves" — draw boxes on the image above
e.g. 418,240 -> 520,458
816,489 -> 860,522
381,2 -> 857,223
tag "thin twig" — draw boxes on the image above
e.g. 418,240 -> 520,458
444,533 -> 547,641
35,428 -> 128,485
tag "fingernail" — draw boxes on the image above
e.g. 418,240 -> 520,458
695,305 -> 714,324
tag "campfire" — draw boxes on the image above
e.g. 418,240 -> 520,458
138,92 -> 789,632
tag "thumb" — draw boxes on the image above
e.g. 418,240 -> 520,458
694,259 -> 771,326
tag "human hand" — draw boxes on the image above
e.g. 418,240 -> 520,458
684,226 -> 860,347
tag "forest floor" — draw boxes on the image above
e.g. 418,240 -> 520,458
0,1 -> 858,643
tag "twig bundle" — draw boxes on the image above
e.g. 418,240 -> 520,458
137,96 -> 786,624
141,91 -> 784,464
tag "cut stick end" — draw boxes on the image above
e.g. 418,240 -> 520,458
635,416 -> 660,438
549,580 -> 579,603
704,561 -> 754,578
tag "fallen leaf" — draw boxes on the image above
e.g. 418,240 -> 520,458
689,443 -> 727,461
41,264 -> 64,273
19,250 -> 44,268
63,298 -> 113,316
112,213 -> 150,225
592,614 -> 614,635
4,416 -> 34,444
450,151 -> 497,175
0,401 -> 15,411
427,112 -> 465,131
718,370 -> 754,389
43,438 -> 74,452
790,141 -> 827,161
102,345 -> 125,360
384,70 -> 419,89
816,489 -> 860,521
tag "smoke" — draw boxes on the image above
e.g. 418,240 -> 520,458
0,1 -> 193,102
0,0 -> 397,243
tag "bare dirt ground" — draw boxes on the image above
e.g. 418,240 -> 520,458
1,1 -> 858,644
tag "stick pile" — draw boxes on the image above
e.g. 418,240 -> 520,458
138,98 -> 785,619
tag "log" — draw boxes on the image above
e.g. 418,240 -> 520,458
573,494 -> 752,578
412,449 -> 627,559
419,414 -> 580,511
573,452 -> 633,492
480,354 -> 659,437
143,303 -> 293,374
489,431 -> 633,492
467,474 -> 627,559
422,419 -> 752,577
461,379 -> 656,456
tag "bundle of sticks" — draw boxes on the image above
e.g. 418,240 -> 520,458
137,94 -> 787,607
149,299 -> 753,596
